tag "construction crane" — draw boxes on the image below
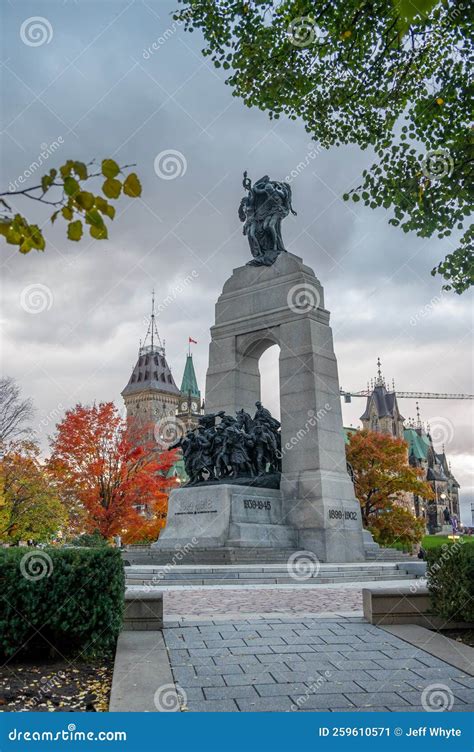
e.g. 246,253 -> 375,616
340,359 -> 473,402
340,389 -> 474,403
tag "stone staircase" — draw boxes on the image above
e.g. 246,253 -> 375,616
122,546 -> 298,566
369,548 -> 413,561
122,544 -> 412,567
124,561 -> 419,588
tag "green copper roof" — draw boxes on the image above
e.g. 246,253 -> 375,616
343,426 -> 358,445
404,428 -> 430,460
180,354 -> 200,399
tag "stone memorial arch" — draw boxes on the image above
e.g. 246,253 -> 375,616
205,252 -> 365,562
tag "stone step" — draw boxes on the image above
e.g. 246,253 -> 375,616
125,567 -> 403,577
125,560 -> 405,571
124,562 -> 417,587
122,546 -> 416,566
126,576 -> 413,587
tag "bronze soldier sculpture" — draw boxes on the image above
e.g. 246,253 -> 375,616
167,402 -> 281,488
239,172 -> 296,267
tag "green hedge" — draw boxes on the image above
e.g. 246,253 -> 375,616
427,542 -> 474,623
0,547 -> 124,658
68,531 -> 109,547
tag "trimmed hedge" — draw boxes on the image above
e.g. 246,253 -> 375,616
68,532 -> 109,547
427,542 -> 474,623
0,547 -> 124,658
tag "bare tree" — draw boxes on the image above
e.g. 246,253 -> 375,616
0,377 -> 34,444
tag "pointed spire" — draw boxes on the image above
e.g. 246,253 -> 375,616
375,356 -> 387,387
150,289 -> 155,351
416,401 -> 421,428
180,352 -> 201,400
141,290 -> 164,355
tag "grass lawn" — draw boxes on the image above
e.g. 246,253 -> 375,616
422,534 -> 474,549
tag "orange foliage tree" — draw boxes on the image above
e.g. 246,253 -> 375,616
49,402 -> 177,539
346,430 -> 433,543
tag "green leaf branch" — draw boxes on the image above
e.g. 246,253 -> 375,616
0,159 -> 142,254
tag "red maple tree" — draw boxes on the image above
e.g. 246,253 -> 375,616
49,402 -> 177,539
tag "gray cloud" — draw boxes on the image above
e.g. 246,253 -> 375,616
2,1 -> 472,520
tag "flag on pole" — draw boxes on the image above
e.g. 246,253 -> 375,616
189,337 -> 197,344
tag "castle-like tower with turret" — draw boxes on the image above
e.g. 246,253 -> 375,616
347,359 -> 460,530
121,296 -> 203,478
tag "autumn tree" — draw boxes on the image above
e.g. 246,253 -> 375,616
0,440 -> 66,543
369,503 -> 426,547
346,429 -> 433,532
176,0 -> 473,292
48,402 -> 177,539
0,158 -> 141,254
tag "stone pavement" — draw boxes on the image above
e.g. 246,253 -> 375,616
163,586 -> 362,616
162,616 -> 474,712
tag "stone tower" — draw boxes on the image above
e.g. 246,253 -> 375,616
177,351 -> 203,432
360,358 -> 405,438
121,294 -> 180,441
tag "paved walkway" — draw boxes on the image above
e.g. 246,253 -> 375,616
163,586 -> 362,616
163,616 -> 474,712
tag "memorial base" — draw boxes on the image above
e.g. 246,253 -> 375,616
153,485 -> 296,551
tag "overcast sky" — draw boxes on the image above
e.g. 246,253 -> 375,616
2,0 -> 473,522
